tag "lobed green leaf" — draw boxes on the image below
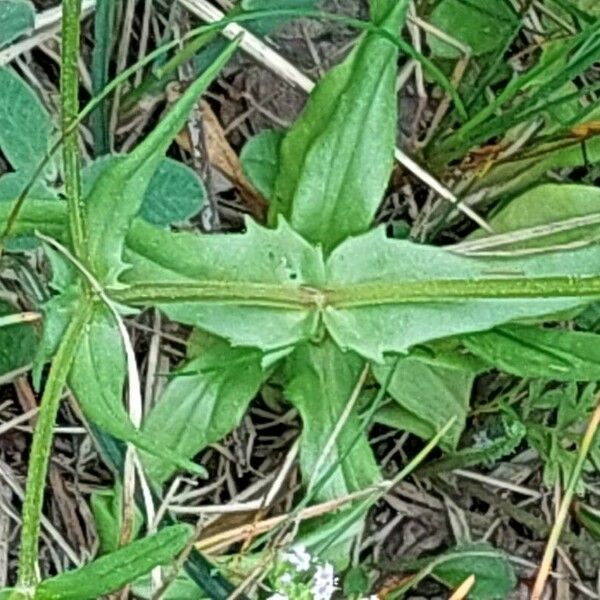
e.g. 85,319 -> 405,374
324,227 -> 600,361
120,217 -> 325,351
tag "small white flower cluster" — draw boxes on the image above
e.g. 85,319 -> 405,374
266,545 -> 381,599
281,545 -> 312,573
311,563 -> 338,600
266,544 -> 339,600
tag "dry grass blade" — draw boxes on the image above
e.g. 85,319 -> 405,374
531,391 -> 600,600
448,574 -> 476,600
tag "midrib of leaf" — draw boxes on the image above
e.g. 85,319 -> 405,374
113,274 -> 600,310
114,281 -> 324,308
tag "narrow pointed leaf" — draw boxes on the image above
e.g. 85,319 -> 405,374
468,184 -> 600,250
85,42 -> 238,284
0,198 -> 66,242
35,524 -> 193,600
284,338 -> 380,501
68,306 -> 206,476
462,324 -> 600,381
271,1 -> 409,251
142,333 -> 263,483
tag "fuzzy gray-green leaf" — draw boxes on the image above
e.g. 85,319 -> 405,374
0,68 -> 55,174
0,0 -> 35,48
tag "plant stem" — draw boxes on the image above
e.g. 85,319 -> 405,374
114,274 -> 600,310
17,304 -> 91,592
61,0 -> 87,259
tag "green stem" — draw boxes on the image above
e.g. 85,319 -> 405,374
113,281 -> 322,308
61,0 -> 86,258
113,274 -> 600,311
325,276 -> 600,306
17,304 -> 92,592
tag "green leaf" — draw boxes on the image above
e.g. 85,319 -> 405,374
35,524 -> 193,600
373,357 -> 473,451
296,501 -> 373,569
68,305 -> 206,477
0,0 -> 35,48
0,177 -> 59,250
0,173 -> 57,202
571,0 -> 600,15
469,184 -> 600,250
427,0 -> 517,58
141,332 -> 263,483
429,543 -> 516,600
470,136 -> 600,205
462,324 -> 600,381
0,68 -> 56,175
324,226 -> 600,361
121,217 -> 324,352
90,483 -> 142,554
133,572 -> 208,600
284,338 -> 380,501
0,300 -> 37,375
240,129 -> 283,200
85,42 -> 238,285
33,288 -> 80,389
83,156 -> 206,226
271,1 -> 409,251
0,198 -> 66,243
141,158 -> 206,226
574,503 -> 600,541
